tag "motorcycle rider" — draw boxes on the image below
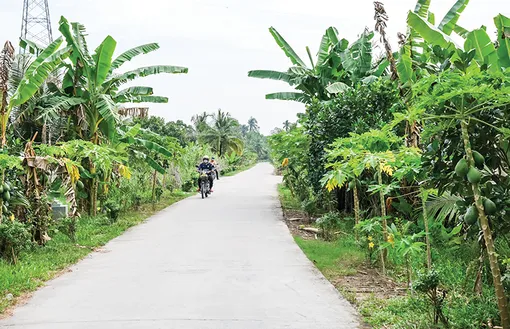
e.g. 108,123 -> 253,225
197,156 -> 215,192
210,157 -> 219,180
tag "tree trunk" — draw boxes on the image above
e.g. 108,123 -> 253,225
461,120 -> 510,328
353,184 -> 361,241
422,191 -> 432,269
0,169 -> 4,223
378,168 -> 388,274
41,124 -> 47,145
88,161 -> 97,216
151,169 -> 157,204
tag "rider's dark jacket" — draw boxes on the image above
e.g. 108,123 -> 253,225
198,162 -> 214,171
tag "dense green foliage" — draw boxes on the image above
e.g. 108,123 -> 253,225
260,1 -> 510,328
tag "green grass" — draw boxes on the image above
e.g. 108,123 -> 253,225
295,236 -> 364,277
277,183 -> 301,210
0,191 -> 191,314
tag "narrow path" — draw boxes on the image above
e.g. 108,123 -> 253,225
1,163 -> 359,329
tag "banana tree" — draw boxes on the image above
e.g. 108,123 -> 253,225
57,17 -> 188,144
248,27 -> 384,103
0,38 -> 67,147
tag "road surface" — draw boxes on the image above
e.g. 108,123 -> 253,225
1,163 -> 360,329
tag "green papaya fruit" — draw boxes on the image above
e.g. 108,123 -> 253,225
465,206 -> 478,225
483,198 -> 497,215
467,167 -> 482,184
2,191 -> 10,201
455,159 -> 469,177
0,185 -> 3,194
77,181 -> 84,189
3,182 -> 10,192
2,204 -> 7,213
472,151 -> 485,169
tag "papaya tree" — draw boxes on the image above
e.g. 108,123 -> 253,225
414,70 -> 510,328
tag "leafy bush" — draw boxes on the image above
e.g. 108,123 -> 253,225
316,212 -> 342,241
0,221 -> 32,263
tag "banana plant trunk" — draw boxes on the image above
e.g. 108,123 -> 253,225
0,169 -> 4,223
421,191 -> 432,269
151,169 -> 157,204
353,184 -> 361,241
88,161 -> 97,216
461,120 -> 510,328
377,167 -> 388,274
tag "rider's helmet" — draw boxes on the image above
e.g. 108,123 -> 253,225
203,156 -> 209,162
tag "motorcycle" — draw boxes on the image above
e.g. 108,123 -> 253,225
199,169 -> 212,199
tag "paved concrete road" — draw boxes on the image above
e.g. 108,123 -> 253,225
1,163 -> 360,329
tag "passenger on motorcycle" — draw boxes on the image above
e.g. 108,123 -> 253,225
210,157 -> 219,180
197,156 -> 215,192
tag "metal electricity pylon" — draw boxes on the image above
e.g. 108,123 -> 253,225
20,0 -> 53,47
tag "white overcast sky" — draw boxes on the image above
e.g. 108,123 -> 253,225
0,0 -> 508,134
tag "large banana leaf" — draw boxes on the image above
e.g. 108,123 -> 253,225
24,37 -> 63,79
454,24 -> 470,38
132,150 -> 166,174
10,56 -> 65,108
438,0 -> 470,35
95,94 -> 118,123
110,43 -> 160,71
116,86 -> 154,96
494,14 -> 510,68
116,95 -> 168,103
93,36 -> 117,87
397,45 -> 414,83
134,138 -> 173,157
414,0 -> 431,18
326,82 -> 350,94
265,92 -> 309,103
342,31 -> 373,81
247,70 -> 292,83
326,27 -> 340,47
465,28 -> 499,72
316,30 -> 331,67
269,27 -> 307,67
407,11 -> 458,50
105,65 -> 188,88
58,17 -> 93,75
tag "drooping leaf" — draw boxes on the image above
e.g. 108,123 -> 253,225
326,82 -> 351,94
110,43 -> 160,71
438,0 -> 470,35
265,92 -> 309,103
116,86 -> 154,96
269,27 -> 307,67
105,65 -> 188,88
247,70 -> 292,83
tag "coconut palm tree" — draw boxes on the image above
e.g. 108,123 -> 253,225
247,117 -> 259,132
201,109 -> 243,156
